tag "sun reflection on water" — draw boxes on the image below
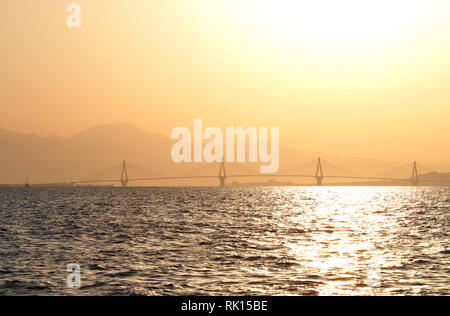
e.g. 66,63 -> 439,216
279,187 -> 415,295
0,186 -> 448,295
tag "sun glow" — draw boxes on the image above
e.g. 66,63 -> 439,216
233,0 -> 443,48
191,0 -> 448,63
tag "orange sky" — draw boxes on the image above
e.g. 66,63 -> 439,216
1,0 -> 450,162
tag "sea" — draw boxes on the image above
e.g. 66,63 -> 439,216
0,186 -> 448,296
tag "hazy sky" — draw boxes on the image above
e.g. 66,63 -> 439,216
1,0 -> 450,162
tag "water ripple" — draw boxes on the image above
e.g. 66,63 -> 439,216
0,186 -> 448,295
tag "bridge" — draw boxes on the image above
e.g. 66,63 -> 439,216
32,158 -> 449,187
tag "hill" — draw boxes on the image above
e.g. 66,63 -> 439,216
0,124 -> 449,186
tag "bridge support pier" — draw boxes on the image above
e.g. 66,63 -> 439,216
218,161 -> 227,187
219,176 -> 226,188
410,161 -> 419,186
121,160 -> 129,187
315,157 -> 324,186
315,176 -> 323,186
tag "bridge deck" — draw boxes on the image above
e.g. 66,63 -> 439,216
28,159 -> 449,186
34,174 -> 449,186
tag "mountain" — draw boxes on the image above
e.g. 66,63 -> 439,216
0,124 -> 449,185
0,124 -> 320,185
0,124 -> 174,184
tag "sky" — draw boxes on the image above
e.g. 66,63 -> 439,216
1,0 -> 450,163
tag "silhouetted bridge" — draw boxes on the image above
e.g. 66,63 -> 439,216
33,158 -> 449,187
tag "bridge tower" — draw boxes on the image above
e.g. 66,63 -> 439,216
218,160 -> 227,187
315,157 -> 324,186
121,160 -> 129,187
411,161 -> 419,186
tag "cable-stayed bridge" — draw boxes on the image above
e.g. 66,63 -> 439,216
30,158 -> 450,187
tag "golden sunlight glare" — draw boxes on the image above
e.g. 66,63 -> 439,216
237,0 -> 442,47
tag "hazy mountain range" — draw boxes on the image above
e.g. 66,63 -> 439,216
0,124 -> 449,185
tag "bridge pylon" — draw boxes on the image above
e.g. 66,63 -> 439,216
315,157 -> 324,186
411,161 -> 419,186
218,160 -> 227,187
121,160 -> 129,187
